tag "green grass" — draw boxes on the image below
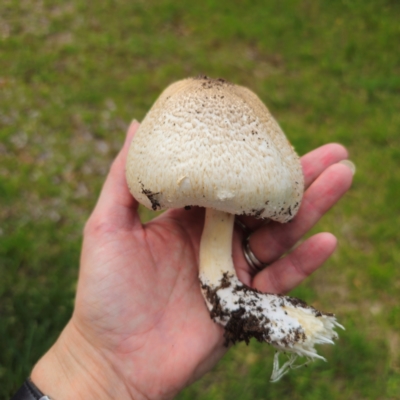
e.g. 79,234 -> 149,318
1,0 -> 399,398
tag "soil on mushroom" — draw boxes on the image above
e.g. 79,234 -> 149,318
194,75 -> 233,89
200,273 -> 336,348
139,182 -> 161,211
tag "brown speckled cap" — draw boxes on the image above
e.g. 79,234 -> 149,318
126,76 -> 304,222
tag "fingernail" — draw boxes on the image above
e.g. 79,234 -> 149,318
339,160 -> 356,175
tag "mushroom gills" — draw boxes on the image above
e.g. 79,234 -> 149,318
200,273 -> 343,381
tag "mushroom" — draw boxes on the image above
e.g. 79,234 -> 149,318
126,76 -> 343,381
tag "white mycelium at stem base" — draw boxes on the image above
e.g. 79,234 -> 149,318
199,208 -> 344,381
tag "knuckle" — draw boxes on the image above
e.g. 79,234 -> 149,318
84,215 -> 117,237
109,157 -> 122,178
268,268 -> 285,294
288,255 -> 309,280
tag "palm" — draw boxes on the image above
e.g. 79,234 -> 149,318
71,122 -> 353,399
76,209 -> 227,398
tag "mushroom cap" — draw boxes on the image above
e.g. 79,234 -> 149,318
126,76 -> 304,222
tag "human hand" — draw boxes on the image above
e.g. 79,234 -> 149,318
31,120 -> 354,400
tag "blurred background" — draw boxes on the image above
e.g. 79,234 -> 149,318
0,0 -> 399,398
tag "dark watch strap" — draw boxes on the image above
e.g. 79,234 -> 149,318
11,378 -> 51,400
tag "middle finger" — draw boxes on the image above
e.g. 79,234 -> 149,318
236,143 -> 349,231
246,162 -> 354,266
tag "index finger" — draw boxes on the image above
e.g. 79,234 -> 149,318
237,143 -> 349,231
85,120 -> 141,233
301,143 -> 348,187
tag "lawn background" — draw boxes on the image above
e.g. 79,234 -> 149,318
1,0 -> 399,398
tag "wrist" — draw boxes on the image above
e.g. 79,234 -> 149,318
30,320 -> 132,400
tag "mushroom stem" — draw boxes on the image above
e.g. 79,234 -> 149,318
198,208 -> 343,382
199,208 -> 236,285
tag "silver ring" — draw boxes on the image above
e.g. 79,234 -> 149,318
243,234 -> 268,273
235,218 -> 252,236
235,218 -> 269,273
